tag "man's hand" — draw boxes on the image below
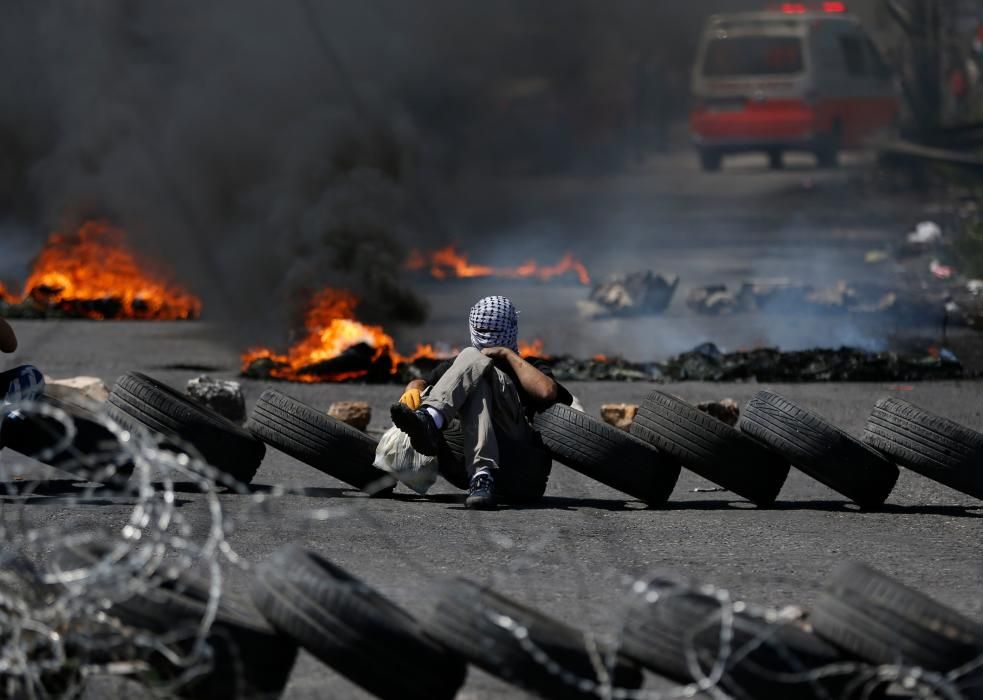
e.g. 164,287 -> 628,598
399,379 -> 426,409
482,346 -> 558,404
399,387 -> 422,410
480,346 -> 514,360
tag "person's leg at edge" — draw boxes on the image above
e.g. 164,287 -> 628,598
0,365 -> 45,448
1,365 -> 44,406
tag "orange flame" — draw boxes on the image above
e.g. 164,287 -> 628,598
4,220 -> 201,320
242,288 -> 547,382
407,244 -> 590,285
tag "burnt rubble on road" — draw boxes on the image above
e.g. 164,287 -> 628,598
685,278 -> 934,319
0,290 -> 200,321
242,341 -> 968,384
578,270 -> 679,319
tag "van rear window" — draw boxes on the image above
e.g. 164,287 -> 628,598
703,37 -> 804,76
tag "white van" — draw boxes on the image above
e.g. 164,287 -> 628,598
690,3 -> 899,170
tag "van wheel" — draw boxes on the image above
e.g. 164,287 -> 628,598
699,148 -> 722,172
815,126 -> 841,168
767,150 -> 784,170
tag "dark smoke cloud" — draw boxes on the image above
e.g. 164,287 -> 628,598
0,0 -> 435,343
0,0 -> 764,345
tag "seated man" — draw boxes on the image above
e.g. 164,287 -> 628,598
0,318 -> 44,408
391,295 -> 572,509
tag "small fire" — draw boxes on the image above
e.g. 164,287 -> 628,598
2,220 -> 201,320
242,288 -> 547,383
406,245 -> 590,285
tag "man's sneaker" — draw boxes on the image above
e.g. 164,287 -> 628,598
466,473 -> 497,510
390,403 -> 442,456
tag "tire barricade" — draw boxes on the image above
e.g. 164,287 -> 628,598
7,373 -> 980,507
43,540 -> 983,699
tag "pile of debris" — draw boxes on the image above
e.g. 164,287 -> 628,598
657,343 -> 965,383
0,291 -> 196,320
246,343 -> 966,384
685,279 -> 924,318
578,271 -> 678,319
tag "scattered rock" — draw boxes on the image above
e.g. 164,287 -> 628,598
686,284 -> 739,315
328,401 -> 371,431
599,404 -> 638,431
907,221 -> 942,246
580,271 -> 678,319
695,398 -> 739,427
44,376 -> 110,405
186,376 -> 246,423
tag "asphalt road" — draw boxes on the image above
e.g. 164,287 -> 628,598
2,152 -> 981,698
3,320 -> 982,699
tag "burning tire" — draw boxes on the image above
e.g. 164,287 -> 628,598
863,398 -> 983,500
739,391 -> 898,509
250,544 -> 465,700
1,395 -> 132,485
811,561 -> 983,683
629,391 -> 788,506
533,403 -> 680,506
51,539 -> 298,700
245,389 -> 394,496
438,423 -> 552,503
621,579 -> 853,699
107,372 -> 266,485
421,577 -> 644,700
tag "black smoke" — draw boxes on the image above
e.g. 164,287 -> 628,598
0,0 -> 762,342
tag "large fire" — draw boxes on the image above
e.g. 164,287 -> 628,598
406,245 -> 590,286
1,220 -> 201,320
242,288 -> 545,383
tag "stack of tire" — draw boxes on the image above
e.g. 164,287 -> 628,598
38,372 -> 983,508
50,541 -> 983,698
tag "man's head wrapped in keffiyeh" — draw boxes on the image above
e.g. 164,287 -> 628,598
469,296 -> 519,353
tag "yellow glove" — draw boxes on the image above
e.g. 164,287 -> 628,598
399,388 -> 422,410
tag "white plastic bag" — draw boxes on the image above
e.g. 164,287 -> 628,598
373,425 -> 439,495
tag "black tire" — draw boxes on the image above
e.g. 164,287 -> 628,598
630,391 -> 789,506
812,561 -> 983,679
51,540 -> 297,699
245,390 -> 394,495
533,404 -> 680,506
250,544 -> 465,700
422,577 -> 643,700
739,391 -> 898,509
767,149 -> 784,170
438,422 -> 552,503
107,372 -> 265,485
1,395 -> 132,483
863,398 -> 983,500
699,148 -> 722,172
622,580 -> 855,699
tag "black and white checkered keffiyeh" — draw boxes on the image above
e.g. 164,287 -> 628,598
469,296 -> 519,352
